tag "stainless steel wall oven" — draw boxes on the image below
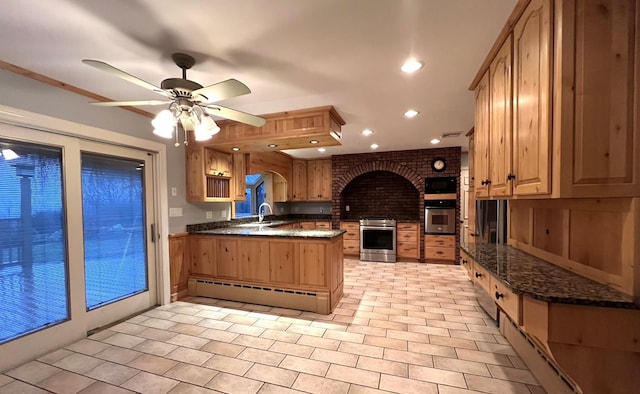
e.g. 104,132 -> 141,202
359,218 -> 396,263
424,200 -> 456,234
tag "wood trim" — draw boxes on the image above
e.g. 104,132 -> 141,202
424,193 -> 456,200
0,60 -> 155,119
469,0 -> 531,90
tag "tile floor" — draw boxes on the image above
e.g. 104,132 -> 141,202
0,259 -> 545,394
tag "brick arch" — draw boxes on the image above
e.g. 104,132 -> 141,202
334,160 -> 423,194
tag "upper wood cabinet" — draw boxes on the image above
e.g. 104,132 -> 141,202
307,159 -> 332,201
232,153 -> 246,201
292,160 -> 307,201
205,148 -> 232,177
471,0 -> 639,199
186,147 -> 233,202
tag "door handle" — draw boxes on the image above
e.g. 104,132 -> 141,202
150,223 -> 156,243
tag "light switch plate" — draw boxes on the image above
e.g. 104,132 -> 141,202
205,211 -> 213,219
169,207 -> 183,217
221,210 -> 227,218
171,187 -> 177,197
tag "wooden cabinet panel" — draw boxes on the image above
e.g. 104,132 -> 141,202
205,148 -> 232,177
307,159 -> 332,201
299,243 -> 326,287
489,35 -> 513,197
232,153 -> 246,201
269,241 -> 297,284
473,263 -> 492,294
425,235 -> 455,248
190,236 -> 216,277
186,148 -> 204,202
425,246 -> 456,261
169,234 -> 190,300
216,238 -> 239,279
491,275 -> 521,324
512,0 -> 552,196
397,223 -> 419,260
299,221 -> 315,230
397,243 -> 419,259
315,221 -> 331,229
460,250 -> 474,280
292,160 -> 307,201
474,72 -> 490,198
239,239 -> 270,282
343,240 -> 359,256
340,222 -> 359,237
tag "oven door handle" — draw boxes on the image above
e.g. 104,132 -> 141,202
360,226 -> 395,231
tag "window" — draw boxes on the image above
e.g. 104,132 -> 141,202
0,140 -> 68,343
81,153 -> 148,310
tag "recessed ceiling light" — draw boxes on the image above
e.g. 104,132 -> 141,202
309,140 -> 319,144
231,147 -> 240,151
404,109 -> 419,118
268,143 -> 278,148
370,143 -> 379,149
361,129 -> 374,136
318,148 -> 326,153
401,59 -> 423,73
430,138 -> 441,144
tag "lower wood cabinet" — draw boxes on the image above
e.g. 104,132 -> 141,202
424,235 -> 456,262
190,235 -> 216,276
460,249 -> 474,280
397,222 -> 419,260
340,222 -> 359,256
239,240 -> 270,282
491,275 -> 521,324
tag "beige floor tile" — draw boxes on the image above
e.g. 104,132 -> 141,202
408,324 -> 451,337
259,328 -> 301,343
407,341 -> 457,358
110,322 -> 147,335
53,353 -> 105,374
310,321 -> 348,331
200,328 -> 239,342
433,356 -> 491,376
378,374 -> 438,394
168,314 -> 205,325
368,319 -> 407,331
253,319 -> 291,331
354,311 -> 390,321
437,385 -> 485,394
237,347 -> 285,366
346,325 -> 388,337
277,317 -> 309,326
94,346 -> 142,365
167,382 -> 219,393
348,384 -> 395,394
78,381 -> 136,393
385,329 -> 428,343
383,348 -> 433,367
476,341 -> 518,356
455,348 -> 513,367
66,339 -> 112,356
279,355 -> 330,376
203,354 -> 253,375
134,339 -> 179,356
223,314 -> 258,325
129,353 -> 179,374
326,364 -> 380,388
425,320 -> 468,331
38,370 -> 95,394
310,348 -> 358,367
168,306 -> 202,315
165,347 -> 213,366
291,373 -> 350,394
449,329 -> 498,343
194,310 -> 228,320
85,361 -> 139,385
0,380 -> 49,393
168,323 -> 208,336
228,324 -> 266,337
286,324 -> 326,337
206,372 -> 263,394
487,364 -> 540,385
0,375 -> 13,387
199,340 -> 246,357
38,349 -> 74,364
464,374 -> 532,394
444,315 -> 487,325
296,334 -> 340,350
338,341 -> 384,358
324,329 -> 365,343
408,365 -> 466,388
269,341 -> 314,358
231,334 -> 275,350
167,333 -> 210,349
465,323 -> 500,334
258,383 -> 307,394
137,327 -> 180,342
363,335 -> 408,351
102,333 -> 147,349
356,356 -> 408,377
333,315 -> 371,325
143,310 -> 176,319
429,335 -> 478,350
197,319 -> 234,331
164,363 -> 218,386
507,355 -> 528,370
121,371 -> 180,394
6,361 -> 62,384
245,363 -> 298,387
139,317 -> 178,330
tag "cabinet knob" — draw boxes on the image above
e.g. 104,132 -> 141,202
507,173 -> 516,181
462,259 -> 467,265
495,291 -> 504,300
485,179 -> 491,185
475,272 -> 482,278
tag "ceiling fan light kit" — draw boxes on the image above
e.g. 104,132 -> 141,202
83,52 -> 265,146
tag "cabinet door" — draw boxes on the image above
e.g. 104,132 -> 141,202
269,241 -> 297,284
489,35 -> 513,197
205,148 -> 232,177
239,239 -> 270,282
512,0 -> 552,195
292,160 -> 308,201
190,236 -> 216,276
216,238 -> 239,279
186,148 -> 205,202
299,243 -> 326,287
474,72 -> 490,198
232,153 -> 246,201
307,160 -> 322,200
468,131 -> 475,191
319,159 -> 332,200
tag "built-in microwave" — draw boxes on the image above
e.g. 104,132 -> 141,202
425,176 -> 457,194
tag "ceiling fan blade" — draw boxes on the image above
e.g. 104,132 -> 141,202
82,59 -> 172,98
192,79 -> 251,103
89,100 -> 172,107
205,105 -> 266,127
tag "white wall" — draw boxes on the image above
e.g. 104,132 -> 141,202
0,69 -> 221,233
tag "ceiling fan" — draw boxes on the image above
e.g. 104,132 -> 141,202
82,52 -> 266,142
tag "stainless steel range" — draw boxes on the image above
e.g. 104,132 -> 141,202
359,218 -> 396,263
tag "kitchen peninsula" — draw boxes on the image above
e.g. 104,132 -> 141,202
171,218 -> 345,314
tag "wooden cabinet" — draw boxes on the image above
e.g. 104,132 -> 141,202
315,221 -> 331,229
239,239 -> 269,282
299,243 -> 326,287
491,275 -> 521,324
186,147 -> 232,202
472,262 -> 492,294
205,148 -> 232,177
396,222 -> 419,260
190,235 -> 216,276
269,241 -> 296,284
307,159 -> 332,201
291,160 -> 307,201
424,235 -> 456,262
471,0 -> 640,199
460,249 -> 473,280
169,233 -> 190,301
299,221 -> 316,230
232,153 -> 246,201
215,238 -> 239,279
340,222 -> 359,256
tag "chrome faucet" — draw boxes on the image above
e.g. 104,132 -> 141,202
258,202 -> 273,223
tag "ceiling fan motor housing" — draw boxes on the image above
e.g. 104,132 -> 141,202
161,78 -> 204,98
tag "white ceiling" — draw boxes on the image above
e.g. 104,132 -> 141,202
0,0 -> 516,158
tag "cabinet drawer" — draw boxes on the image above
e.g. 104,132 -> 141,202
460,250 -> 474,280
315,221 -> 330,229
299,221 -> 315,229
397,223 -> 418,231
425,246 -> 455,261
340,222 -> 359,231
397,242 -> 419,258
397,231 -> 418,243
343,239 -> 359,255
491,276 -> 521,324
425,235 -> 455,248
473,263 -> 492,294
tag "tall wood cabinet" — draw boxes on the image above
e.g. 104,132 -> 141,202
307,159 -> 332,201
474,73 -> 490,199
291,160 -> 307,201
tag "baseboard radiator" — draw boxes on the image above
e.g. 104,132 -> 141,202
188,278 -> 330,314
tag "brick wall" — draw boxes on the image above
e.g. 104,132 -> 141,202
332,147 -> 461,262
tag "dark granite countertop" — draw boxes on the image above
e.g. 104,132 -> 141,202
461,243 -> 638,309
189,218 -> 344,239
